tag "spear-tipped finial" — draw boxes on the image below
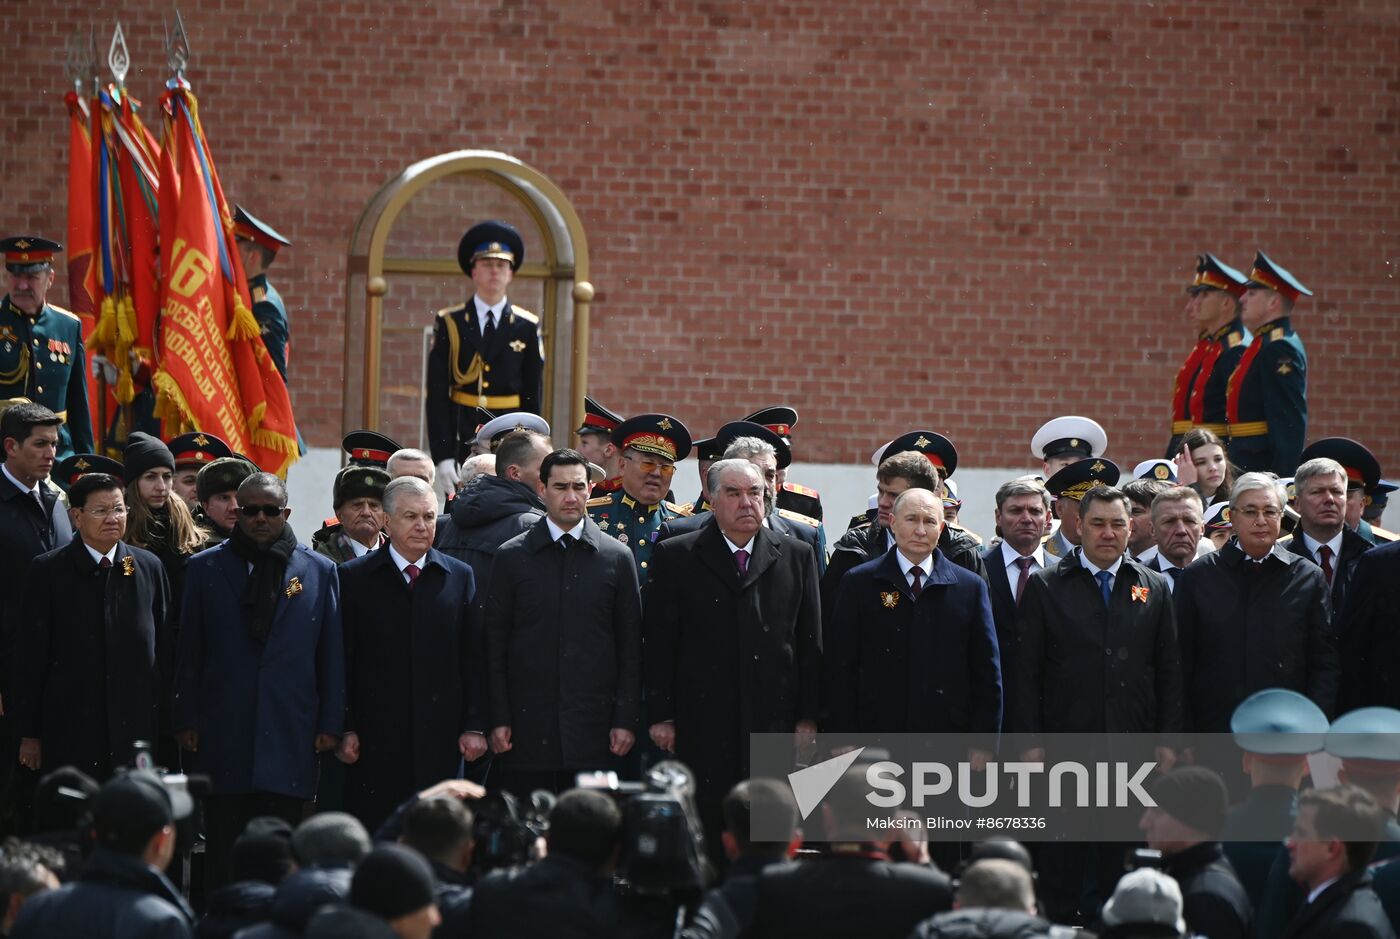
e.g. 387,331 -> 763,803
64,30 -> 86,94
109,21 -> 130,87
165,8 -> 191,80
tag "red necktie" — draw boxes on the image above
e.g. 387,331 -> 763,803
99,557 -> 112,570
1014,557 -> 1034,605
909,566 -> 924,598
405,563 -> 420,587
1317,545 -> 1334,586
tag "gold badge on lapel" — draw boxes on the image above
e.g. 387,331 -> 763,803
1130,585 -> 1149,603
285,576 -> 303,598
508,339 -> 527,352
880,590 -> 900,609
121,556 -> 135,577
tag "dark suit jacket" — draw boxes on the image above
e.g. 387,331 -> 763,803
1175,540 -> 1337,732
981,544 -> 1041,727
483,516 -> 641,770
339,546 -> 479,827
15,539 -> 169,776
825,547 -> 1001,736
643,523 -> 821,801
1281,870 -> 1395,939
1015,549 -> 1182,735
0,475 -> 72,701
173,541 -> 344,799
660,509 -> 825,574
1338,539 -> 1400,711
1281,526 -> 1371,623
749,854 -> 953,939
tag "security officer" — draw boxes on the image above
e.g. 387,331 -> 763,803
1041,457 -> 1121,559
743,406 -> 824,521
167,431 -> 233,510
587,413 -> 692,587
0,236 -> 92,459
425,220 -> 544,500
576,395 -> 624,496
232,206 -> 293,381
1222,688 -> 1329,910
1166,254 -> 1251,456
1226,251 -> 1311,476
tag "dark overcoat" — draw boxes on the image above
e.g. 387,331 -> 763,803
340,546 -> 479,828
15,538 -> 169,776
172,541 -> 344,799
1337,539 -> 1400,711
483,517 -> 641,770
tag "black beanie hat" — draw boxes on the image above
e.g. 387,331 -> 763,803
1147,767 -> 1229,839
230,816 -> 295,885
350,845 -> 437,920
122,432 -> 176,485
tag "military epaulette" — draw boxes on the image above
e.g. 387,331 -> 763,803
847,514 -> 871,532
586,496 -> 613,508
1270,327 -> 1286,341
1227,330 -> 1246,348
777,507 -> 820,528
782,481 -> 820,498
46,303 -> 80,322
1370,526 -> 1399,543
508,304 -> 539,325
675,503 -> 694,514
662,500 -> 692,516
436,304 -> 466,319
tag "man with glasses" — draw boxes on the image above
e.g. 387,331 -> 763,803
173,472 -> 345,892
14,473 -> 169,783
587,414 -> 693,587
1175,472 -> 1337,737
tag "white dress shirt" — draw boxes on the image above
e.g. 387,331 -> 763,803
546,517 -> 586,543
473,295 -> 507,335
1079,551 -> 1123,590
83,541 -> 118,566
895,550 -> 934,591
388,544 -> 427,584
1301,529 -> 1344,564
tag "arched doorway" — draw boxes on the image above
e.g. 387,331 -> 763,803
343,150 -> 593,448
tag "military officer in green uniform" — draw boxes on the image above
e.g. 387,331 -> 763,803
425,220 -> 544,503
1226,251 -> 1310,476
0,236 -> 92,460
587,413 -> 692,587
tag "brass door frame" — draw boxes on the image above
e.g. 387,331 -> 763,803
343,150 -> 593,446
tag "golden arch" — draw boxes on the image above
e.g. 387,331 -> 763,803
343,150 -> 593,446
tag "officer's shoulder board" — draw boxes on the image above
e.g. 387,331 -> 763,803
777,507 -> 820,528
46,303 -> 81,323
662,500 -> 693,517
586,496 -> 613,509
1370,526 -> 1399,543
782,481 -> 820,498
436,304 -> 467,320
1227,330 -> 1246,348
674,502 -> 695,514
508,304 -> 539,325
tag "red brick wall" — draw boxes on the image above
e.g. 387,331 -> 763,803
6,1 -> 1398,472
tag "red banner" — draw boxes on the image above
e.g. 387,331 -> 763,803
64,90 -> 100,445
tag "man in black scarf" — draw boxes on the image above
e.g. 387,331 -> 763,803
173,472 -> 345,893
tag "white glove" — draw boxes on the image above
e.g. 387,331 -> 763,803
435,460 -> 460,502
91,355 -> 118,385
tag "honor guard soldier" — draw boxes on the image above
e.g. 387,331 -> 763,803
743,405 -> 824,521
232,206 -> 293,381
1226,251 -> 1310,475
0,237 -> 92,460
587,413 -> 692,586
1031,415 -> 1108,480
1042,457 -> 1121,559
576,395 -> 625,496
1167,255 -> 1251,456
342,430 -> 401,470
168,431 -> 233,510
426,221 -> 544,500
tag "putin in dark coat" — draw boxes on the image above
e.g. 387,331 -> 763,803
644,459 -> 821,845
338,476 -> 484,831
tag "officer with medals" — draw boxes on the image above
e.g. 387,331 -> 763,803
743,405 -> 824,522
1226,251 -> 1310,476
587,413 -> 692,587
0,236 -> 92,460
576,395 -> 625,497
1042,457 -> 1121,559
425,221 -> 544,501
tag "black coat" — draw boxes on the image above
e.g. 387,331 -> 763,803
234,866 -> 353,939
469,854 -> 666,939
1280,526 -> 1371,625
748,854 -> 953,939
980,544 -> 1044,731
0,474 -> 71,701
340,546 -> 480,831
825,547 -> 1001,736
1161,841 -> 1252,939
643,523 -> 821,807
1222,784 -> 1297,912
10,846 -> 193,939
435,473 -> 544,602
1336,539 -> 1400,712
1175,539 -> 1337,732
482,516 -> 641,770
1281,869 -> 1395,939
14,538 -> 170,778
196,881 -> 277,939
660,509 -> 826,575
822,521 -> 987,621
1014,550 -> 1182,735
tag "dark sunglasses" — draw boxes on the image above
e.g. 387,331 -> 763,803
239,504 -> 284,518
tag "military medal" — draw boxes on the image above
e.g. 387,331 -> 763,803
880,590 -> 900,609
617,533 -> 628,545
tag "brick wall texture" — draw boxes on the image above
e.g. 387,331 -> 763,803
5,1 -> 1398,471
